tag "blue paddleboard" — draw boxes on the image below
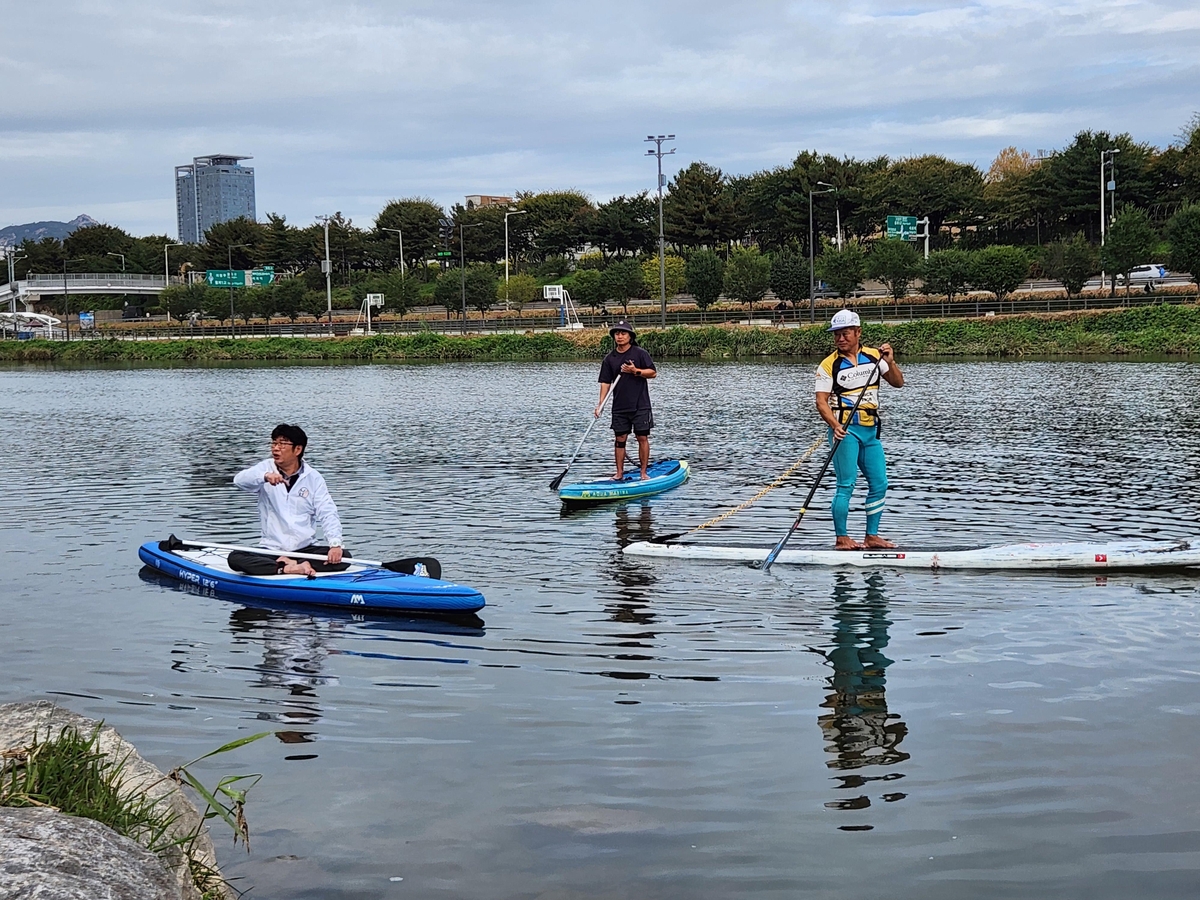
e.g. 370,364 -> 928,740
558,459 -> 690,505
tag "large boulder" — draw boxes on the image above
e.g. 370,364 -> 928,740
0,701 -> 226,900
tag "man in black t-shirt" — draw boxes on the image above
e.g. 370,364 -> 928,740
595,320 -> 657,480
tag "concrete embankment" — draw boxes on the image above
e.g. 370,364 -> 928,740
2,304 -> 1199,362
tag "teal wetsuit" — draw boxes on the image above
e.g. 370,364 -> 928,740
828,423 -> 888,538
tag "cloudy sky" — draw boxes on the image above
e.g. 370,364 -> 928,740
2,0 -> 1197,237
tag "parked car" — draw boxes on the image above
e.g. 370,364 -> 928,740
1117,264 -> 1168,287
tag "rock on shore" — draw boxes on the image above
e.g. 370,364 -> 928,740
0,701 -> 225,900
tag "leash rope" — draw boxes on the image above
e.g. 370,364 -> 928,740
681,435 -> 826,537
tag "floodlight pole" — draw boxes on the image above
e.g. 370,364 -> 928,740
646,134 -> 676,328
164,243 -> 184,322
1099,148 -> 1120,290
504,209 -> 527,310
382,227 -> 404,279
459,221 -> 483,334
60,257 -> 85,341
809,182 -> 835,324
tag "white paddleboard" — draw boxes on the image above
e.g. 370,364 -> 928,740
622,538 -> 1200,571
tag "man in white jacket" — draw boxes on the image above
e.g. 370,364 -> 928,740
230,424 -> 347,577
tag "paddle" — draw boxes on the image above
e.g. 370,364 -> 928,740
760,352 -> 884,573
549,374 -> 621,491
162,535 -> 442,579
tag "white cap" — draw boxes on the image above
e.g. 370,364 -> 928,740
828,309 -> 861,331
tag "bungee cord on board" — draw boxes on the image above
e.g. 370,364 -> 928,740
651,435 -> 825,543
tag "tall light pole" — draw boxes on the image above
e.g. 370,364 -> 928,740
381,227 -> 405,279
646,134 -> 676,328
227,243 -> 250,337
164,243 -> 184,322
504,209 -> 527,310
61,257 -> 85,341
1099,148 -> 1120,290
318,216 -> 333,330
4,249 -> 25,338
459,221 -> 483,334
809,181 -> 836,324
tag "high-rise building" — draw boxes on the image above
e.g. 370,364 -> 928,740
175,155 -> 256,243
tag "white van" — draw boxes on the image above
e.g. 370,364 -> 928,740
1117,264 -> 1168,286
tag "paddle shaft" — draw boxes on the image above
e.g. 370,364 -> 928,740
761,353 -> 885,572
180,539 -> 379,566
549,374 -> 620,490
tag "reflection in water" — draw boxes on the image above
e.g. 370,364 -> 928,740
228,608 -> 336,752
609,502 -> 658,625
816,572 -> 909,829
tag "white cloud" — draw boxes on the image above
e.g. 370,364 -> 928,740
1,0 -> 1197,235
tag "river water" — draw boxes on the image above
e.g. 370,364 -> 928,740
2,359 -> 1199,899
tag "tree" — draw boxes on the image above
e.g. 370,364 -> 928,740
769,249 -> 809,307
590,193 -> 656,259
160,283 -> 208,321
969,245 -> 1030,304
1100,207 -> 1156,295
516,191 -> 594,261
686,250 -> 725,315
502,273 -> 539,314
723,247 -> 771,312
270,277 -> 307,321
815,239 -> 867,298
375,198 -> 445,275
201,285 -> 231,324
600,258 -> 646,316
1041,234 -> 1098,298
921,249 -> 973,304
463,265 -> 498,318
571,269 -> 606,314
63,223 -> 134,271
663,162 -> 740,249
433,271 -> 462,319
867,238 -> 923,301
859,155 -> 984,237
1165,204 -> 1200,287
640,255 -> 687,298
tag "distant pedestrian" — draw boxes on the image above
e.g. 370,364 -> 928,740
595,321 -> 657,480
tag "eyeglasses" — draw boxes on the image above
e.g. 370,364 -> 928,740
270,439 -> 295,449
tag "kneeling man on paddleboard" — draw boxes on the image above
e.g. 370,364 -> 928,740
815,310 -> 904,550
596,320 -> 657,480
230,424 -> 350,576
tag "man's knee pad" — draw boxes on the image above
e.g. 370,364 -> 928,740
614,436 -> 628,448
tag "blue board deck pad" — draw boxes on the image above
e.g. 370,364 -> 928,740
138,540 -> 485,613
559,459 -> 690,505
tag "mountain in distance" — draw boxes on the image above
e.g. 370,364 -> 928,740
0,214 -> 99,249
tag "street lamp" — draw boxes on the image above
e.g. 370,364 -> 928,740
381,227 -> 405,279
227,243 -> 250,337
459,221 -> 483,334
317,215 -> 334,331
646,134 -> 676,328
1099,148 -> 1120,291
4,248 -> 26,339
61,257 -> 86,341
504,209 -> 527,310
809,181 -> 836,324
164,243 -> 184,322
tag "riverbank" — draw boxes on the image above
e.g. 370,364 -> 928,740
3,304 -> 1199,362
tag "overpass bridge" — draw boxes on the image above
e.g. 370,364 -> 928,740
0,273 -> 172,311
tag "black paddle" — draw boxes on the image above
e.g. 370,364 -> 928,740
549,374 -> 621,491
760,353 -> 884,573
162,535 -> 442,580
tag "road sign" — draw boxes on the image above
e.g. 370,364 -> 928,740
886,215 -> 918,240
435,250 -> 453,258
206,269 -> 245,287
250,268 -> 275,285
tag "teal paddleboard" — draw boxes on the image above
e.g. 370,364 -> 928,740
559,459 -> 690,505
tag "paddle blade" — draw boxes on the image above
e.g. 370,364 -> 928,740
548,470 -> 567,491
383,557 -> 443,580
650,532 -> 687,545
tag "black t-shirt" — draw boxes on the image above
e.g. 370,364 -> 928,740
599,346 -> 656,413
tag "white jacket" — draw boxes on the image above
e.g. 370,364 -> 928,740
233,459 -> 344,552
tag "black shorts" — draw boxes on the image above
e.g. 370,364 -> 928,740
612,409 -> 654,436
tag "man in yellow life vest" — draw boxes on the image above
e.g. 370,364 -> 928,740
814,309 -> 905,550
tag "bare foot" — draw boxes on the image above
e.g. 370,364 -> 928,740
281,560 -> 317,576
863,535 -> 898,548
639,471 -> 648,480
612,472 -> 626,481
834,536 -> 863,550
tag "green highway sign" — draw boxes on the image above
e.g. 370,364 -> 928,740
886,215 -> 918,240
250,268 -> 275,285
206,269 -> 245,287
435,250 -> 453,258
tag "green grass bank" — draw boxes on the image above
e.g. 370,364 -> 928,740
4,304 -> 1200,363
